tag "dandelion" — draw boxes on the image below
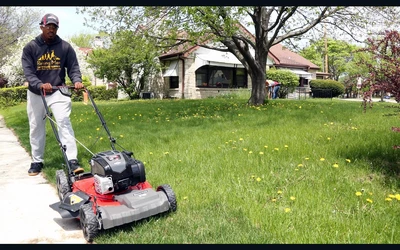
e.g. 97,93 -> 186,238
395,194 -> 400,200
239,138 -> 244,141
96,127 -> 100,131
256,177 -> 261,182
355,191 -> 362,196
388,194 -> 396,198
274,148 -> 279,151
259,152 -> 264,155
243,148 -> 248,151
183,196 -> 188,200
366,198 -> 373,203
271,198 -> 277,202
327,137 -> 331,140
164,152 -> 169,155
284,208 -> 291,213
264,145 -> 268,148
119,134 -> 124,138
297,164 -> 303,167
305,157 -> 309,160
333,163 -> 339,168
346,159 -> 351,163
284,145 -> 288,148
290,196 -> 295,201
320,158 -> 325,161
277,190 -> 283,194
321,111 -> 324,113
149,152 -> 153,155
385,198 -> 393,202
299,106 -> 302,109
248,151 -> 253,154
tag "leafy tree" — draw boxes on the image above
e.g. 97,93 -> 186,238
87,30 -> 161,99
79,6 -> 400,105
357,30 -> 400,105
0,7 -> 41,68
266,69 -> 299,98
69,33 -> 97,48
299,39 -> 359,81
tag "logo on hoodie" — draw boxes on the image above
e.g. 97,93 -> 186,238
37,50 -> 61,71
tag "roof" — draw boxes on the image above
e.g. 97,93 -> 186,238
158,24 -> 319,70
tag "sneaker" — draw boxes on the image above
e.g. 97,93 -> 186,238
68,159 -> 84,175
28,162 -> 43,176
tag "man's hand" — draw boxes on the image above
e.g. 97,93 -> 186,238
74,82 -> 84,89
40,83 -> 53,92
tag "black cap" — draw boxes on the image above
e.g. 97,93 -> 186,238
40,13 -> 59,27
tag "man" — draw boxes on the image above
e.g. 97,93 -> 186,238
21,13 -> 84,176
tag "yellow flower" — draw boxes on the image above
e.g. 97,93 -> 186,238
366,198 -> 373,203
271,198 -> 277,202
355,191 -> 362,196
248,151 -> 253,154
274,148 -> 279,151
332,163 -> 339,168
346,159 -> 351,163
297,164 -> 303,167
290,196 -> 295,201
183,196 -> 188,200
320,158 -> 325,161
284,145 -> 288,148
327,137 -> 331,140
96,127 -> 100,131
259,152 -> 264,155
119,134 -> 124,138
388,194 -> 395,198
284,208 -> 291,213
256,177 -> 261,182
239,138 -> 244,141
164,152 -> 169,155
149,152 -> 153,155
395,194 -> 400,200
385,198 -> 392,202
304,157 -> 309,160
277,190 -> 283,194
264,145 -> 268,148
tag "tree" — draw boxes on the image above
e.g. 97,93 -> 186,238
79,6 -> 400,105
299,39 -> 360,81
69,33 -> 97,48
87,30 -> 162,99
0,7 -> 41,68
357,30 -> 400,105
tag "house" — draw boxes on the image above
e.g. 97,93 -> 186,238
158,24 -> 322,99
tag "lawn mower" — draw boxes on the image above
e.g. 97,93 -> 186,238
46,86 -> 177,243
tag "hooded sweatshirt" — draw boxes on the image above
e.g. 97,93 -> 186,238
21,34 -> 82,95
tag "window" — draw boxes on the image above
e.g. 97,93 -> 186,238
170,76 -> 179,89
195,66 -> 247,88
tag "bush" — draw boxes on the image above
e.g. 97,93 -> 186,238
0,85 -> 117,107
266,68 -> 299,98
309,79 -> 345,98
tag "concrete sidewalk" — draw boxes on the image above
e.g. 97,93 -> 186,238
0,115 -> 87,244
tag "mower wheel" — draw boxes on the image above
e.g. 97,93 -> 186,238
79,202 -> 99,243
157,184 -> 177,212
56,169 -> 71,201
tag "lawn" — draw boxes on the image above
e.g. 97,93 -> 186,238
0,96 -> 399,243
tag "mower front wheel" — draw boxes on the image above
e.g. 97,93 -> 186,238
157,184 -> 177,212
56,169 -> 71,201
79,202 -> 99,243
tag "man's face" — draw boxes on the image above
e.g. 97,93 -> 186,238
40,24 -> 58,41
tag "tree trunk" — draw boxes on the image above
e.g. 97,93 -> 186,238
248,70 -> 267,106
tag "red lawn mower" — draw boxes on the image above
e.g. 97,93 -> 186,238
46,86 -> 177,243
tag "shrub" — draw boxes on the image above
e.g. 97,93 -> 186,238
309,79 -> 345,98
266,68 -> 299,98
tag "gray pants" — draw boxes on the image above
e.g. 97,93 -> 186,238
27,89 -> 78,163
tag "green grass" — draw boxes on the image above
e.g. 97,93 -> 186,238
1,97 -> 400,243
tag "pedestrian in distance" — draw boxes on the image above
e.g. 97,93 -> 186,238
21,13 -> 84,176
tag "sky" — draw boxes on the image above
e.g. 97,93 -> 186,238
30,6 -> 98,39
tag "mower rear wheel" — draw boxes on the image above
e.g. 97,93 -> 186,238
79,202 -> 99,243
157,184 -> 177,212
56,169 -> 71,201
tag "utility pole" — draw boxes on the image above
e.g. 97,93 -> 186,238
324,23 -> 328,76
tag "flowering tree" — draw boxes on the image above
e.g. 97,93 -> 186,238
358,30 -> 400,105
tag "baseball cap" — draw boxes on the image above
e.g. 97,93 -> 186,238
40,13 -> 59,27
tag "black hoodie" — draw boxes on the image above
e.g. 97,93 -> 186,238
21,34 -> 82,95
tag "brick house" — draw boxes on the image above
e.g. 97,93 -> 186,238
158,24 -> 322,99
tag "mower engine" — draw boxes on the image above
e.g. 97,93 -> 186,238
90,150 -> 146,194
